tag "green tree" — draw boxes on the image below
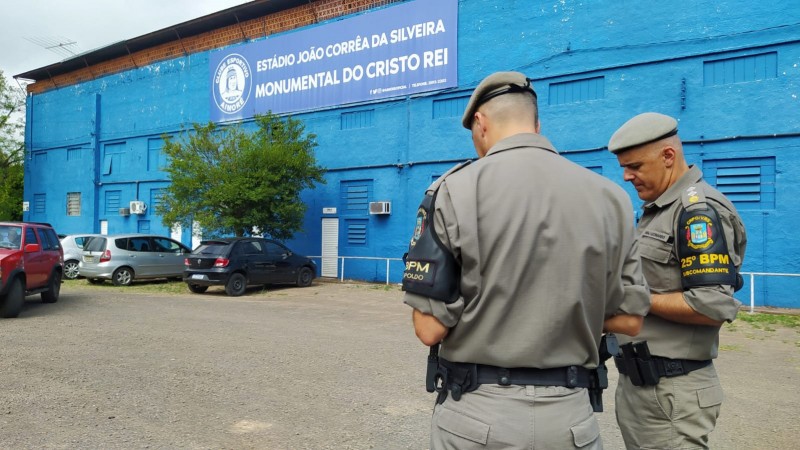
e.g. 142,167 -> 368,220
0,71 -> 25,221
159,113 -> 326,239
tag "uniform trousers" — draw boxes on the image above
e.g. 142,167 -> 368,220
430,383 -> 602,449
615,364 -> 723,450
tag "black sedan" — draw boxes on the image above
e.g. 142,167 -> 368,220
183,238 -> 316,296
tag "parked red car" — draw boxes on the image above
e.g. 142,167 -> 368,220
0,222 -> 64,318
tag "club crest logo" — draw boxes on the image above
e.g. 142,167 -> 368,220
213,54 -> 252,115
410,208 -> 427,247
685,215 -> 714,250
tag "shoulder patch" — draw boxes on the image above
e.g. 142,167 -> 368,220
677,204 -> 736,289
402,188 -> 460,303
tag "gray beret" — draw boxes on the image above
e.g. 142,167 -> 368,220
608,112 -> 678,154
461,71 -> 537,129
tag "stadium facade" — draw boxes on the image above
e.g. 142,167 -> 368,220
17,0 -> 800,307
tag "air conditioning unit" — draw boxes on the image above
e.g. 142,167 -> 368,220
369,201 -> 391,215
119,207 -> 130,216
130,201 -> 147,215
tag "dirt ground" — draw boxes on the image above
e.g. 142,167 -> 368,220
0,281 -> 797,449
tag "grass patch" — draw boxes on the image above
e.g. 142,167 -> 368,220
737,313 -> 800,329
63,278 -> 189,295
719,344 -> 743,352
370,284 -> 401,291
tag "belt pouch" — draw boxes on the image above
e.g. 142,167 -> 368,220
619,343 -> 644,386
633,342 -> 660,386
438,359 -> 479,402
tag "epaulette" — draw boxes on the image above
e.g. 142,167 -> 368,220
680,184 -> 707,211
426,160 -> 472,194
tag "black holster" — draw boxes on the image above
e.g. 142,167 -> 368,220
433,358 -> 480,404
618,341 -> 660,387
588,333 -> 619,412
426,344 -> 439,393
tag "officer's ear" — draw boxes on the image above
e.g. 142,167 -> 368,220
473,111 -> 486,132
661,145 -> 677,168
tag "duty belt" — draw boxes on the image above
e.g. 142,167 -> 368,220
614,355 -> 711,383
476,364 -> 592,387
434,357 -> 591,404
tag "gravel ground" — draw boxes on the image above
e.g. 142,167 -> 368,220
0,281 -> 797,449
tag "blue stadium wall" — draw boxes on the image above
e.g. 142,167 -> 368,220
22,0 -> 800,307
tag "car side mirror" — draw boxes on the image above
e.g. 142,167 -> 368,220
25,243 -> 41,253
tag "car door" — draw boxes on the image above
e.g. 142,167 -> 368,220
125,236 -> 159,277
24,228 -> 49,288
238,240 -> 271,284
151,237 -> 190,277
40,228 -> 63,276
264,241 -> 295,283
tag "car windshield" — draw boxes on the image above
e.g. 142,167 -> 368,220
193,243 -> 230,256
0,225 -> 23,249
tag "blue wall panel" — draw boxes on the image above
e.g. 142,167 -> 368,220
22,0 -> 800,306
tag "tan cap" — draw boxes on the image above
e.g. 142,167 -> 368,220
461,71 -> 536,129
608,112 -> 678,154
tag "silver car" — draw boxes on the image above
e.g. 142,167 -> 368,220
60,234 -> 104,279
79,234 -> 191,286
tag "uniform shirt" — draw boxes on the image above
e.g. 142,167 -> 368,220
617,165 -> 747,360
404,133 -> 650,369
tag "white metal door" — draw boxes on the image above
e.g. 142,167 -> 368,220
171,223 -> 182,242
321,218 -> 338,278
191,221 -> 202,250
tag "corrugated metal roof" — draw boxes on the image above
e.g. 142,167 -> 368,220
15,0 -> 307,81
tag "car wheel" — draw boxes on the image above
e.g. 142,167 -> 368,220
41,271 -> 62,303
296,267 -> 314,287
112,267 -> 134,286
225,273 -> 247,296
87,278 -> 105,285
63,260 -> 80,280
0,278 -> 24,318
187,284 -> 208,294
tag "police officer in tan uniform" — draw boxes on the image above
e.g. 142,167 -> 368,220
607,112 -> 747,450
402,71 -> 651,449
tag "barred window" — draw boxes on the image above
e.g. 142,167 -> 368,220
34,194 -> 46,214
340,180 -> 373,215
150,188 -> 165,211
346,219 -> 368,246
548,77 -> 605,105
703,157 -> 775,210
341,110 -> 375,130
703,52 -> 777,86
433,96 -> 470,119
67,192 -> 81,216
105,190 -> 121,215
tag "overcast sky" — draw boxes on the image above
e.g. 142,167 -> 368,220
0,0 -> 251,87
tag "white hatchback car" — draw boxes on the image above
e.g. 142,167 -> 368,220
79,234 -> 191,286
60,234 -> 104,279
